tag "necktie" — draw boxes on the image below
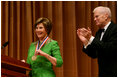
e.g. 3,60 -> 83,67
99,29 -> 104,33
98,29 -> 105,40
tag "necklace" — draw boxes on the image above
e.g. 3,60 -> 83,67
32,36 -> 49,61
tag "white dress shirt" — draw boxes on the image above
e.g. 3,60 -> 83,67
84,21 -> 111,48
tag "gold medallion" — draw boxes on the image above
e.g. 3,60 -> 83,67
32,55 -> 37,61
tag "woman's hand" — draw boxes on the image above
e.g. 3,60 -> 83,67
36,49 -> 46,56
21,59 -> 26,63
36,49 -> 57,66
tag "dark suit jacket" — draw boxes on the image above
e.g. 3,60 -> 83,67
83,21 -> 117,77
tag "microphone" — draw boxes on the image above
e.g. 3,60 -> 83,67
1,41 -> 9,49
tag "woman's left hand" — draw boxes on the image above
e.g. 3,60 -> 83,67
36,49 -> 46,56
36,49 -> 57,66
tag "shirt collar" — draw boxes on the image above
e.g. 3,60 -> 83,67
103,21 -> 111,32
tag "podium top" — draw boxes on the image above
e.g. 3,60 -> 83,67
1,55 -> 31,70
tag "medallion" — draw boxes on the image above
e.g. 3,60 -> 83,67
32,36 -> 49,61
32,55 -> 37,61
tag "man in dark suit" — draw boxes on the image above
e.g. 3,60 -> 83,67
77,6 -> 117,77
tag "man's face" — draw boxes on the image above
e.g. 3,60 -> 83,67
94,10 -> 107,28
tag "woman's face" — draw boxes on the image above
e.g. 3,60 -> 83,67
35,23 -> 47,40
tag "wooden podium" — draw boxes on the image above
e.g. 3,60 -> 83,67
1,55 -> 32,77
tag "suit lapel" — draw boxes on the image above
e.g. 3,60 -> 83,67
102,21 -> 114,41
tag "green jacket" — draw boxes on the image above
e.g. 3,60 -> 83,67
26,39 -> 63,77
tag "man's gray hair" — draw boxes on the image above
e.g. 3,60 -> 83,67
93,6 -> 111,18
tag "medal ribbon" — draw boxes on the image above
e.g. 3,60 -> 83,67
35,36 -> 49,55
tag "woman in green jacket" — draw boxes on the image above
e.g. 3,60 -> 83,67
26,17 -> 63,77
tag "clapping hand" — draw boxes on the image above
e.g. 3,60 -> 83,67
77,27 -> 92,45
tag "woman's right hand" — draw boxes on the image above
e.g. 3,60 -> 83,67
21,59 -> 26,63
